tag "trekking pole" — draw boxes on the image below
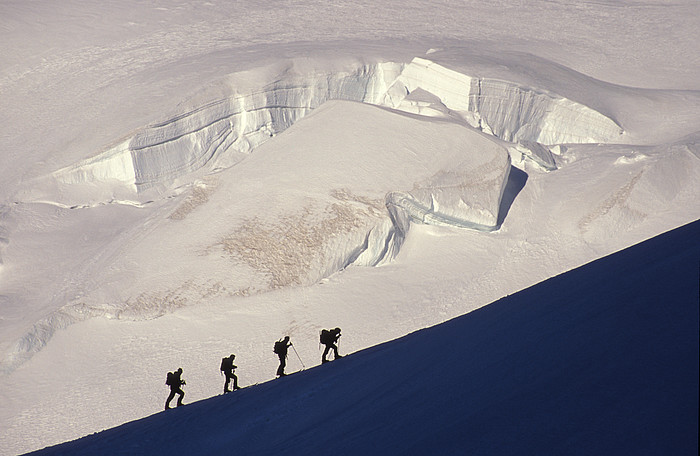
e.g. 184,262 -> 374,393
290,344 -> 306,370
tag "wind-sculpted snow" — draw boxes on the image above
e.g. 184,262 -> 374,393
49,56 -> 621,196
52,60 -> 402,191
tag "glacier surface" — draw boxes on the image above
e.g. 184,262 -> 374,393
48,56 -> 622,203
0,54 -> 643,371
52,100 -> 512,319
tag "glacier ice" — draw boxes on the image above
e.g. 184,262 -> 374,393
42,101 -> 512,324
510,141 -> 558,172
387,132 -> 511,231
0,53 -> 687,374
7,55 -> 626,341
48,56 -> 622,199
3,55 -> 626,364
380,57 -> 623,145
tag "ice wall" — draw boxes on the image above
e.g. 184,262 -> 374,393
127,61 -> 403,187
387,135 -> 511,232
50,57 -> 622,195
382,58 -> 623,145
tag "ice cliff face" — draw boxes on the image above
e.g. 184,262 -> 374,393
51,60 -> 402,192
383,58 -> 622,145
51,57 -> 622,196
387,132 -> 511,232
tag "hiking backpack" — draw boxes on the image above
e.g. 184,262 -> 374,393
320,329 -> 332,345
273,340 -> 285,354
221,355 -> 236,372
166,371 -> 175,386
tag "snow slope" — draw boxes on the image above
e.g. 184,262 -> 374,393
3,49 -> 699,373
1,1 -> 699,454
27,219 -> 700,456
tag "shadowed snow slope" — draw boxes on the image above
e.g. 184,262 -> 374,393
29,219 -> 700,456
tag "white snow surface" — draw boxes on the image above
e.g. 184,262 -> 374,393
1,0 -> 700,454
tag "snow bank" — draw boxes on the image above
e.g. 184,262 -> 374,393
126,60 -> 403,187
2,54 -> 631,375
48,57 -> 620,199
50,59 -> 402,192
3,92 -> 512,375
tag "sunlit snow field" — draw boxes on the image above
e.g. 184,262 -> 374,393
1,1 -> 699,454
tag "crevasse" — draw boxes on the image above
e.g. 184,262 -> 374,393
52,57 -> 623,191
2,58 -> 627,369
